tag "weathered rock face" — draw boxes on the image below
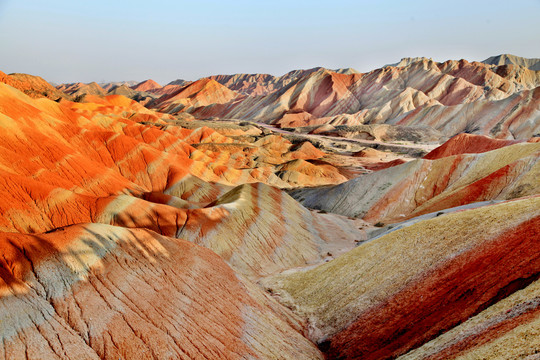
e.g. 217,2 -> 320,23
1,56 -> 539,360
0,224 -> 323,359
142,57 -> 540,139
0,81 -> 366,358
290,140 -> 540,223
0,71 -> 71,100
262,196 -> 540,359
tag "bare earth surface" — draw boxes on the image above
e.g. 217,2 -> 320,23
0,54 -> 538,359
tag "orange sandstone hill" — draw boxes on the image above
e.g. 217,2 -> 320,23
150,78 -> 243,114
1,55 -> 539,360
130,79 -> 162,92
57,81 -> 107,97
423,133 -> 524,159
0,70 -> 71,100
0,80 -> 368,358
290,138 -> 540,223
262,195 -> 540,359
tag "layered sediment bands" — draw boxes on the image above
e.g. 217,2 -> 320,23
2,57 -> 540,359
0,80 -> 361,278
423,133 -> 523,159
180,182 -> 326,279
146,58 -> 540,139
57,80 -> 161,105
0,80 -> 353,357
151,78 -> 242,114
261,197 -> 540,359
52,56 -> 540,139
393,86 -> 540,139
93,182 -> 364,280
290,141 -> 540,223
0,71 -> 71,100
0,82 -> 347,234
0,224 -> 323,359
399,279 -> 540,360
177,183 -> 363,279
206,67 -> 342,96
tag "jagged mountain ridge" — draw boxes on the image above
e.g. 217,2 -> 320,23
143,56 -> 539,139
206,67 -> 359,96
53,54 -> 539,140
482,54 -> 540,71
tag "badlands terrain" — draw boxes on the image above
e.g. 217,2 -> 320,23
0,54 -> 538,359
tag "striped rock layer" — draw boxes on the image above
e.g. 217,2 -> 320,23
423,133 -> 525,159
262,196 -> 540,359
206,67 -> 355,96
2,60 -> 540,360
0,223 -> 323,359
290,139 -> 540,224
146,58 -> 540,139
0,80 -> 369,358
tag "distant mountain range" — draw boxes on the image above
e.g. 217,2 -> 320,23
482,53 -> 540,70
3,54 -> 539,140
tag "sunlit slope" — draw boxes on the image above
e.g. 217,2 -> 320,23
290,139 -> 540,223
262,196 -> 540,359
0,79 -> 370,359
152,59 -> 540,139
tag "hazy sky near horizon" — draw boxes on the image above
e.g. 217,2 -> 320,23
0,0 -> 538,84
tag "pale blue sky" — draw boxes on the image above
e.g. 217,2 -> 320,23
0,0 -> 538,84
